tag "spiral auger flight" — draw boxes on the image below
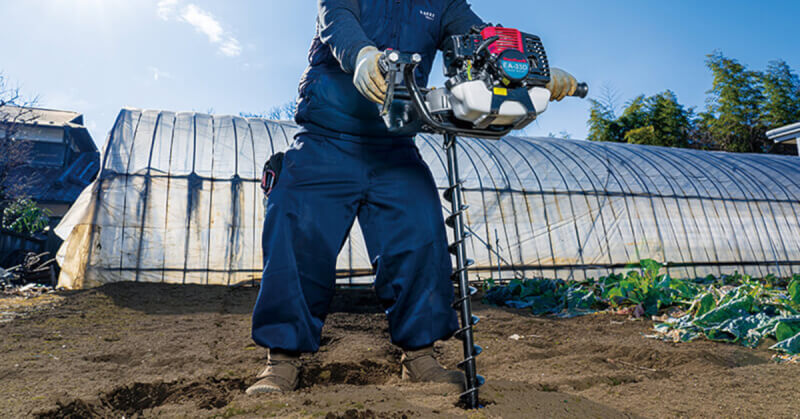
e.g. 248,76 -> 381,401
442,133 -> 484,409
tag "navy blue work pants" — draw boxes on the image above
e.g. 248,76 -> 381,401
251,132 -> 458,353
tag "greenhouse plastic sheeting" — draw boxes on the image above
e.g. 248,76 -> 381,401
55,108 -> 800,289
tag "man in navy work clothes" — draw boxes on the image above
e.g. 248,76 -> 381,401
247,0 -> 578,394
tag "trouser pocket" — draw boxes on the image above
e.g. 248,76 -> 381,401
261,152 -> 285,197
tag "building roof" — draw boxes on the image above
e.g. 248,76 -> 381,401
766,122 -> 800,145
0,105 -> 83,127
4,151 -> 100,205
0,105 -> 97,152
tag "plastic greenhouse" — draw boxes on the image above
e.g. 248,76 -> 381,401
55,108 -> 800,289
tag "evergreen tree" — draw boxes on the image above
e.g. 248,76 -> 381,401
645,91 -> 692,148
699,52 -> 767,153
587,87 -> 621,143
761,59 -> 800,127
618,95 -> 650,139
587,91 -> 692,148
588,53 -> 800,153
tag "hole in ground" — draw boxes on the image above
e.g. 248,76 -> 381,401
300,360 -> 398,388
35,377 -> 246,418
539,372 -> 648,392
454,396 -> 496,410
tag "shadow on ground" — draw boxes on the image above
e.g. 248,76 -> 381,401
87,282 -> 385,315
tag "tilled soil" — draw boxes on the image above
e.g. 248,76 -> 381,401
1,283 -> 798,418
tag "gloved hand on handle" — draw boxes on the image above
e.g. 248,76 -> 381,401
546,67 -> 578,102
353,46 -> 387,104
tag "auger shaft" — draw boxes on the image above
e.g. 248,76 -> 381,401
443,132 -> 482,409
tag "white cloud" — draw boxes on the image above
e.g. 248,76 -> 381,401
157,1 -> 242,57
180,4 -> 223,43
218,38 -> 242,57
156,0 -> 179,21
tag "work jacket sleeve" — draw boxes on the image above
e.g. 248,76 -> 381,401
440,0 -> 485,46
317,0 -> 376,73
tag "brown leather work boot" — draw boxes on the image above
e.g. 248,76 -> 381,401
401,346 -> 465,390
245,349 -> 301,394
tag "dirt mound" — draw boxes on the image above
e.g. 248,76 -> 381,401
2,283 -> 798,418
37,377 -> 246,418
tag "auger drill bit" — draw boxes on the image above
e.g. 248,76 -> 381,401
442,133 -> 484,409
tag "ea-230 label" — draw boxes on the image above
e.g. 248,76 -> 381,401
501,58 -> 530,80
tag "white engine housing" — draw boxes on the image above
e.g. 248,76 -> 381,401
444,81 -> 550,128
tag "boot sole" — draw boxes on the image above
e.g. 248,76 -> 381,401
245,380 -> 298,395
245,384 -> 284,395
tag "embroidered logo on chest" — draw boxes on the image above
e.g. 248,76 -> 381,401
419,10 -> 436,21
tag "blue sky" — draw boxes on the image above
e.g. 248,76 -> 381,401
1,0 -> 798,145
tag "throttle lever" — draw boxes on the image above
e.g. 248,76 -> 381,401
379,51 -> 397,116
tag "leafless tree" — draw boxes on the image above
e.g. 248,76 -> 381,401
0,73 -> 39,203
240,101 -> 298,121
268,101 -> 297,121
592,83 -> 622,120
547,130 -> 572,140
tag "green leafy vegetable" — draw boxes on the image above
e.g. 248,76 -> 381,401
788,278 -> 800,309
483,261 -> 800,355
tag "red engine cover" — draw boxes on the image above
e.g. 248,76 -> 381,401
480,27 -> 524,55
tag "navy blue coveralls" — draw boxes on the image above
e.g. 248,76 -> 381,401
252,0 -> 483,353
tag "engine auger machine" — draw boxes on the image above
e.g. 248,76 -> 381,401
378,25 -> 588,409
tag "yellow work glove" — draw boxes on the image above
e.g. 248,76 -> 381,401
353,46 -> 387,104
546,68 -> 578,102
